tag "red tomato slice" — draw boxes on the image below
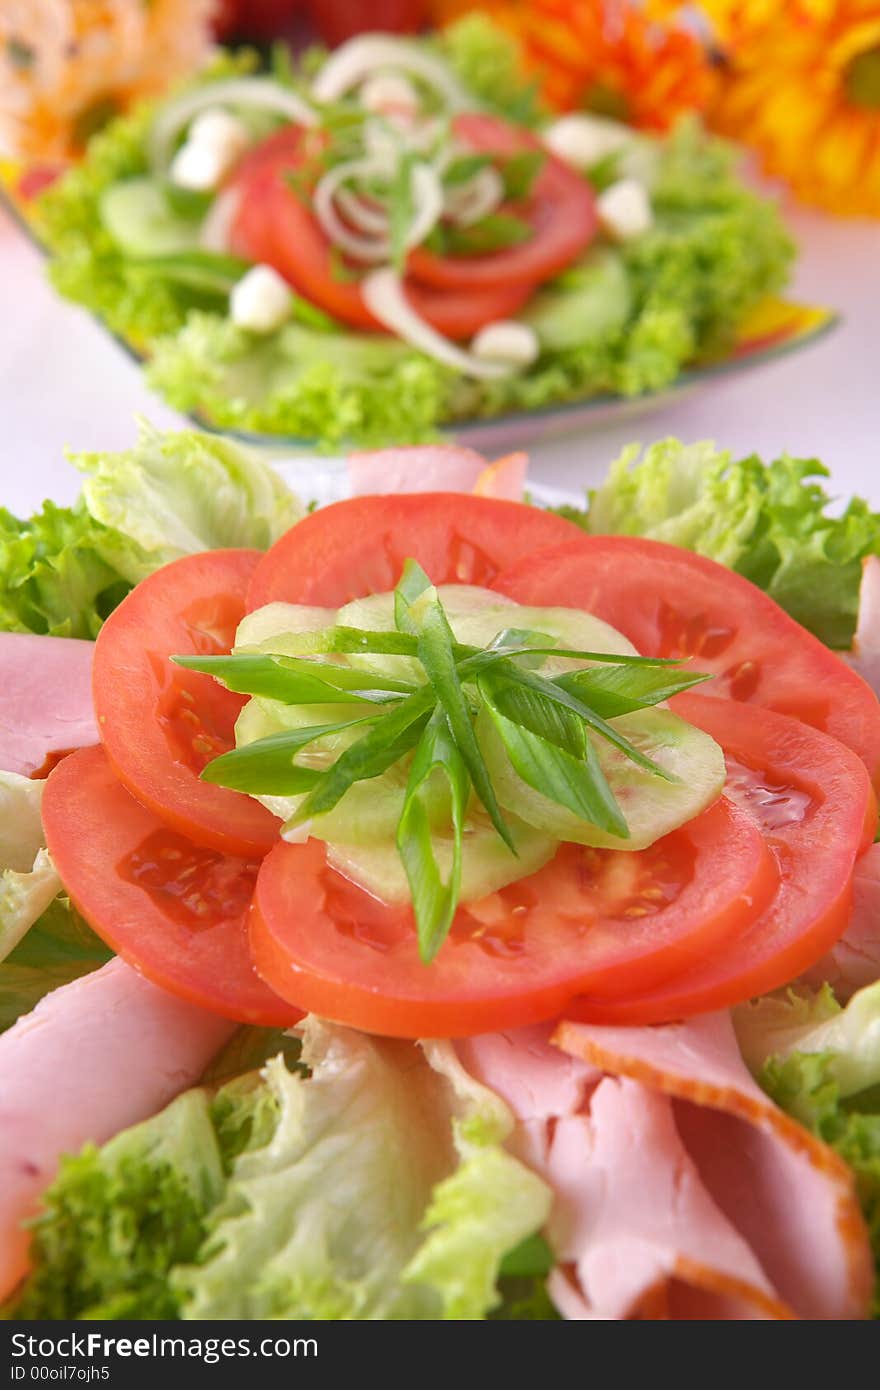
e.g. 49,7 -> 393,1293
229,130 -> 535,338
247,493 -> 584,609
248,797 -> 774,1038
564,695 -> 876,1026
407,113 -> 597,292
42,746 -> 297,1026
493,535 -> 880,787
93,550 -> 280,857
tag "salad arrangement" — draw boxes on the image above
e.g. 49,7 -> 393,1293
28,16 -> 796,448
1,428 -> 880,1320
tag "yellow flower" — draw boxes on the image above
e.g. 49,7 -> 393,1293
0,0 -> 215,163
704,0 -> 880,215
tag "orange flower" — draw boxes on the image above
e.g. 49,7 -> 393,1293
703,0 -> 880,215
0,0 -> 215,162
432,1 -> 718,131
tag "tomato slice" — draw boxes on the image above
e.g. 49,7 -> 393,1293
493,535 -> 880,786
229,129 -> 535,338
42,746 -> 297,1026
407,113 -> 597,292
247,493 -> 583,609
248,797 -> 774,1038
564,695 -> 876,1026
93,549 -> 280,857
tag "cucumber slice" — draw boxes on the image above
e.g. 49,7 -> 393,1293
235,695 -> 440,845
327,815 -> 557,907
99,178 -> 203,257
477,705 -> 726,851
522,249 -> 632,352
337,585 -> 514,683
235,602 -> 337,652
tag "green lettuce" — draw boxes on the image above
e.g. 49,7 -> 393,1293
147,318 -> 454,450
10,1020 -> 553,1321
71,420 -> 302,583
436,13 -> 546,126
34,51 -> 258,351
11,1089 -> 228,1319
0,426 -> 301,636
0,897 -> 111,1034
179,1020 -> 551,1319
0,772 -> 61,964
737,982 -> 880,1316
568,438 -> 880,648
0,499 -> 129,639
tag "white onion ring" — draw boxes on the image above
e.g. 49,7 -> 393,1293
149,77 -> 316,173
311,35 -> 469,109
198,185 -> 242,253
445,165 -> 504,227
362,268 -> 515,379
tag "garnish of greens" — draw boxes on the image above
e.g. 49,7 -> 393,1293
176,561 -> 711,963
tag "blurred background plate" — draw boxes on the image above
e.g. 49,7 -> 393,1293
0,175 -> 837,457
215,296 -> 837,455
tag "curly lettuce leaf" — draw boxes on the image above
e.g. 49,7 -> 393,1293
0,896 -> 111,1035
572,438 -> 880,648
759,1044 -> 880,1318
179,1021 -> 550,1320
737,981 -> 880,1103
10,1089 -> 226,1320
72,420 -> 303,582
147,317 -> 453,449
0,773 -> 61,965
436,13 -> 546,126
0,500 -> 130,639
739,981 -> 880,1316
1,426 -> 301,635
9,1020 -> 552,1321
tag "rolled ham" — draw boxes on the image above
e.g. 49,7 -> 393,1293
459,1012 -> 873,1320
803,841 -> 880,998
0,633 -> 98,777
847,554 -> 880,696
0,958 -> 235,1301
553,1013 -> 873,1320
348,445 -> 528,501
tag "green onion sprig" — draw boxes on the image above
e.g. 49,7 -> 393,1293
175,561 -> 711,962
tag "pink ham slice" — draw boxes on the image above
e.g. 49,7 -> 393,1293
553,1012 -> 873,1320
847,555 -> 880,696
0,632 -> 98,777
0,958 -> 235,1301
347,445 -> 528,501
802,841 -> 880,997
458,1026 -> 790,1319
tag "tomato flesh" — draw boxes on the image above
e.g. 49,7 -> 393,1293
247,492 -> 584,609
229,132 -> 535,338
564,695 -> 875,1025
93,549 -> 280,857
42,746 -> 297,1026
407,113 -> 597,292
493,534 -> 880,786
248,796 -> 774,1038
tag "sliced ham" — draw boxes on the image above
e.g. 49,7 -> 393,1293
553,1012 -> 873,1320
847,554 -> 880,695
459,1025 -> 790,1320
803,841 -> 880,997
0,633 -> 98,777
347,444 -> 527,501
472,452 -> 529,502
0,958 -> 235,1301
